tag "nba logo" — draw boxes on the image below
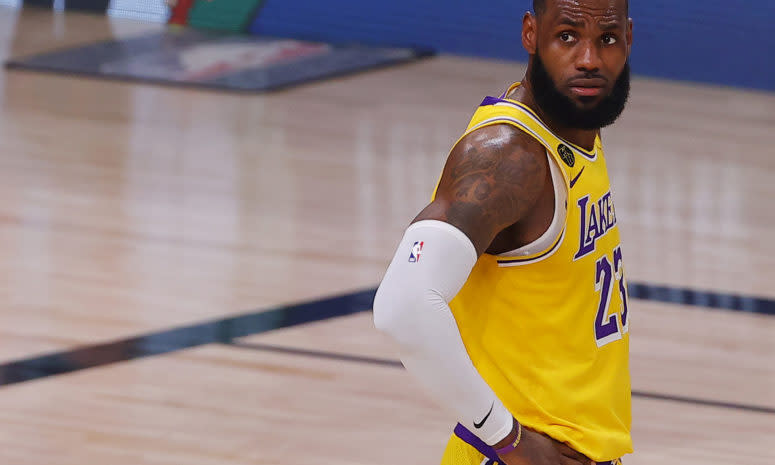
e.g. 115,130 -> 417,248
408,241 -> 424,263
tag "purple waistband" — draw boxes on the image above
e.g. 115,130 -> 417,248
453,423 -> 621,465
453,423 -> 500,462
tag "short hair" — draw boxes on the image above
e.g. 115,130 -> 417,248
533,0 -> 629,16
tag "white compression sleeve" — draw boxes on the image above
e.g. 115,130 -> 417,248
373,220 -> 513,445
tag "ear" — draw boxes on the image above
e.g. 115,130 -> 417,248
522,11 -> 537,55
626,18 -> 633,56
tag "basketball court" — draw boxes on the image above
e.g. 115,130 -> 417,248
0,7 -> 772,465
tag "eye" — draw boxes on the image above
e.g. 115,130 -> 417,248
560,32 -> 576,43
602,34 -> 617,45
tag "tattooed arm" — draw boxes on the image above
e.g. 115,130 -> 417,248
372,124 -> 554,448
374,124 -> 590,463
414,123 -> 549,256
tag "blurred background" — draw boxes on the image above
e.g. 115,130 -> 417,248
0,1 -> 772,464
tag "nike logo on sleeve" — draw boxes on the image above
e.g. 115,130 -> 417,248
473,402 -> 494,429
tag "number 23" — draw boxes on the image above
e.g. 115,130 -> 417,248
594,245 -> 629,347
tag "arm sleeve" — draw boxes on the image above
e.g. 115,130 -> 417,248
373,220 -> 513,445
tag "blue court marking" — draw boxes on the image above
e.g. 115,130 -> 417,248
227,341 -> 775,415
0,282 -> 772,388
627,283 -> 775,314
0,289 -> 374,387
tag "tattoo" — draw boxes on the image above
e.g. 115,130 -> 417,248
415,124 -> 548,255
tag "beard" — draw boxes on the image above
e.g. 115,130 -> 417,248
529,51 -> 630,130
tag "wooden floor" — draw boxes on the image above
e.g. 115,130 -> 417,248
0,7 -> 773,465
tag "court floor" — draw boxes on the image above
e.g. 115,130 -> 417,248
0,6 -> 772,465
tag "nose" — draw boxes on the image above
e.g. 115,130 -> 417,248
576,40 -> 602,73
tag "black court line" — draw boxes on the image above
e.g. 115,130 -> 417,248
0,282 -> 772,388
228,341 -> 405,368
227,341 -> 775,416
0,289 -> 376,387
627,283 -> 775,315
628,390 -> 775,415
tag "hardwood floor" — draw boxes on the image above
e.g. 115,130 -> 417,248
0,7 -> 772,464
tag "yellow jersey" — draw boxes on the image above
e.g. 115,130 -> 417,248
436,84 -> 632,461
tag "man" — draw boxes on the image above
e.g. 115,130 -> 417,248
373,0 -> 633,464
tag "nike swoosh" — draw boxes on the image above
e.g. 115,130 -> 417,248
569,166 -> 585,188
473,402 -> 494,429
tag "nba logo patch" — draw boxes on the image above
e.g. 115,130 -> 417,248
408,241 -> 424,263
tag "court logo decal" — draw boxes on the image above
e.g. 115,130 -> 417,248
409,241 -> 424,263
558,144 -> 575,167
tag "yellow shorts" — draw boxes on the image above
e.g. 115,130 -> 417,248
440,424 -> 623,465
440,430 -> 501,465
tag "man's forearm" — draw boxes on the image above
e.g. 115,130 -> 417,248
373,220 -> 514,445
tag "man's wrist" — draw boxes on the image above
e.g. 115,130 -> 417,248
494,418 -> 523,457
492,417 -> 521,451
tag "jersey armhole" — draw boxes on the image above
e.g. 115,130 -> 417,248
430,119 -> 572,267
492,151 -> 568,266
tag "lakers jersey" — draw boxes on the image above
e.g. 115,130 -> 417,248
436,84 -> 632,461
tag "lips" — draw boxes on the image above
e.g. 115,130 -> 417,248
568,78 -> 607,97
570,86 -> 604,97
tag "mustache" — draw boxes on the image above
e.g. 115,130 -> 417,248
529,50 -> 630,130
567,73 -> 609,83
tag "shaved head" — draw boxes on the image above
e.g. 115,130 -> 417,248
533,0 -> 629,16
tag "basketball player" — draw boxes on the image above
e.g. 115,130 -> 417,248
373,0 -> 633,464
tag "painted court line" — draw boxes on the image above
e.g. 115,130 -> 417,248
225,341 -> 775,416
0,283 -> 771,388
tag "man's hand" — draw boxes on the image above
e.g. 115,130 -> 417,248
498,426 -> 594,465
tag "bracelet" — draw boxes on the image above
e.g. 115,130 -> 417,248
494,420 -> 522,456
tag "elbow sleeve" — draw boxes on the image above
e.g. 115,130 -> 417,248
373,220 -> 476,343
372,220 -> 513,446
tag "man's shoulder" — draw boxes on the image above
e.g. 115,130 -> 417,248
446,122 -> 548,176
416,118 -> 552,255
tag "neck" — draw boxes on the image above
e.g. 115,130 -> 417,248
509,77 -> 599,152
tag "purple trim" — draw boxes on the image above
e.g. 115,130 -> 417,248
453,423 -> 500,462
454,423 -> 621,465
480,96 -> 503,107
477,96 -> 597,160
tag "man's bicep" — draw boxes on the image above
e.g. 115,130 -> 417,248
413,124 -> 548,255
413,198 -> 490,255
